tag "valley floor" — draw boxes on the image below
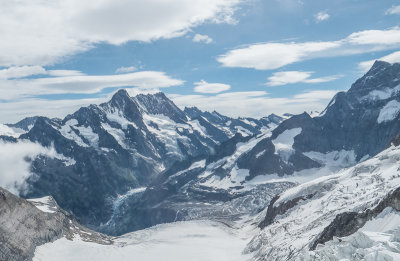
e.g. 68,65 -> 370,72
33,220 -> 253,261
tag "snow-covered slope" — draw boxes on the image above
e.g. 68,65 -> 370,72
34,221 -> 251,261
1,89 -> 281,233
0,187 -> 111,261
229,61 -> 400,181
246,144 -> 400,260
106,61 -> 400,234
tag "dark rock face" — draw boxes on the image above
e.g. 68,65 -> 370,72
259,193 -> 315,229
4,90 -> 276,233
0,187 -> 111,261
310,186 -> 400,250
238,61 -> 400,177
5,60 -> 400,240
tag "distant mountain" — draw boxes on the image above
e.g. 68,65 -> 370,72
104,61 -> 400,235
1,89 -> 281,230
223,60 -> 400,178
3,61 -> 400,261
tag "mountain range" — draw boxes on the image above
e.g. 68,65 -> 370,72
1,60 -> 400,260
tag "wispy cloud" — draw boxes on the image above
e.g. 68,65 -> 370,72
314,11 -> 330,22
0,71 -> 183,100
266,71 -> 341,86
218,27 -> 400,70
194,80 -> 230,93
169,89 -> 339,118
0,66 -> 84,80
386,5 -> 400,15
0,66 -> 46,79
115,66 -> 137,73
192,34 -> 214,44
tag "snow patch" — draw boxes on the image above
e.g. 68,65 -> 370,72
303,150 -> 357,168
143,114 -> 191,159
272,128 -> 302,161
362,85 -> 400,101
234,126 -> 252,137
101,123 -> 127,149
377,100 -> 400,123
255,149 -> 266,159
59,119 -> 88,147
168,160 -> 206,180
189,119 -> 208,137
27,196 -> 57,214
106,111 -> 138,129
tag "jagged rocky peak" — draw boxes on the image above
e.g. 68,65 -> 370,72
108,88 -> 133,107
106,89 -> 187,122
134,92 -> 187,122
183,106 -> 203,118
6,116 -> 39,131
348,60 -> 400,95
262,113 -> 284,124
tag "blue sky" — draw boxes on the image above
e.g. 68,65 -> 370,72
1,0 -> 400,123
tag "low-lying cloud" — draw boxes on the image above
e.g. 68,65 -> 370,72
0,140 -> 69,195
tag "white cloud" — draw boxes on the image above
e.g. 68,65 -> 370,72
194,80 -> 230,93
47,70 -> 85,77
386,5 -> 400,15
266,71 -> 341,86
0,140 -> 66,195
116,66 -> 137,73
358,50 -> 400,72
0,66 -> 47,79
0,66 -> 85,80
218,41 -> 341,70
0,71 -> 183,100
314,11 -> 330,22
169,89 -> 339,118
218,27 -> 400,70
0,0 -> 242,67
193,34 -> 214,44
292,90 -> 337,100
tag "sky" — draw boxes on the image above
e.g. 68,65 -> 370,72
1,0 -> 400,123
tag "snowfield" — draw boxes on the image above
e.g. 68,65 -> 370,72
246,145 -> 400,261
300,207 -> 400,260
377,99 -> 400,124
272,127 -> 302,162
34,221 -> 251,261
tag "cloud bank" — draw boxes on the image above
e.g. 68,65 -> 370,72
0,69 -> 183,100
0,140 -> 69,195
218,27 -> 400,70
0,0 -> 242,67
169,89 -> 338,118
